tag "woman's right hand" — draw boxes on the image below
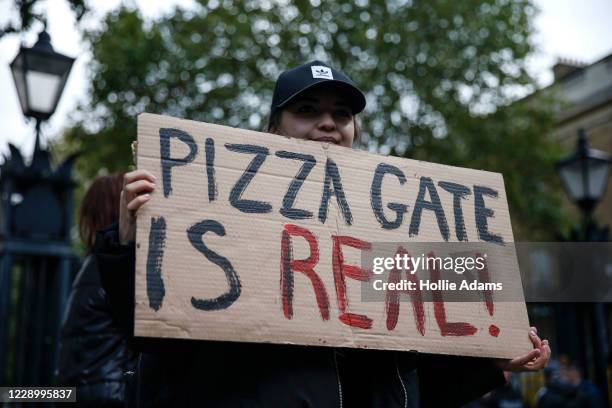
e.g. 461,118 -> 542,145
119,170 -> 156,245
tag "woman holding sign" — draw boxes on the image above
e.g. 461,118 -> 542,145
96,60 -> 550,407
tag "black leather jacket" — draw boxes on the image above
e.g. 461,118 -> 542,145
95,223 -> 505,407
56,255 -> 136,407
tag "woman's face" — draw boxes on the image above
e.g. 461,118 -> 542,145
274,87 -> 355,148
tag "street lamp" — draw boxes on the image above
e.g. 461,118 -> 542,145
556,129 -> 611,406
9,29 -> 75,141
0,28 -> 77,386
556,129 -> 611,229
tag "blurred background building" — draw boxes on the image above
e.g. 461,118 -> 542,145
521,51 -> 612,407
550,53 -> 612,225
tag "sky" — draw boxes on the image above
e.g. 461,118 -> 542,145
0,0 -> 611,160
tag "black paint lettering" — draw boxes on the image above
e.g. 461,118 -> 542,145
409,177 -> 450,240
146,216 -> 167,311
474,185 -> 504,244
187,220 -> 242,310
370,163 -> 408,230
225,144 -> 271,213
160,128 -> 198,198
205,138 -> 217,202
318,158 -> 353,225
438,181 -> 471,241
276,151 -> 316,220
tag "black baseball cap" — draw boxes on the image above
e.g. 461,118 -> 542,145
270,60 -> 366,115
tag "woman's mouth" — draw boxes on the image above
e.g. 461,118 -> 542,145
312,137 -> 338,144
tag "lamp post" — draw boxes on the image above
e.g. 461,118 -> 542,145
10,29 -> 75,144
556,129 -> 611,241
556,129 -> 611,405
0,28 -> 77,386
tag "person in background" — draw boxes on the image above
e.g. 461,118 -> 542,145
56,173 -> 136,407
535,358 -> 603,408
565,363 -> 606,408
464,372 -> 528,408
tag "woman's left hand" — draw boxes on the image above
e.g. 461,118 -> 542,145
496,326 -> 551,372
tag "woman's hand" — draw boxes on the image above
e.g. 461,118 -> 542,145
496,326 -> 551,372
119,170 -> 156,245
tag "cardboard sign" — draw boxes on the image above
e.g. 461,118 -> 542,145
135,113 -> 532,359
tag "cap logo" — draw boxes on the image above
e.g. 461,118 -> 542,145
311,66 -> 333,80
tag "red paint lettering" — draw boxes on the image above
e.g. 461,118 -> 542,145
281,224 -> 330,320
332,235 -> 373,329
476,253 -> 500,337
429,251 -> 477,336
476,253 -> 494,316
385,247 -> 425,335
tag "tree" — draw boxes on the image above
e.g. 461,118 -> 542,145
56,0 -> 570,240
1,0 -> 87,37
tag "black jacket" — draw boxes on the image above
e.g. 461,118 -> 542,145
56,255 -> 136,407
95,223 -> 505,407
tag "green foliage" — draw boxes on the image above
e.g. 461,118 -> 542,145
56,0 -> 569,240
1,0 -> 87,37
444,95 -> 571,240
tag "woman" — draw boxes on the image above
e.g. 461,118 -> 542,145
96,61 -> 550,407
57,173 -> 136,407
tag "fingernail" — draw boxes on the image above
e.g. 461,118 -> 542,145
530,330 -> 536,336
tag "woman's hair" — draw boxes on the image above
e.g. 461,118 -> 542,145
79,172 -> 125,252
266,110 -> 282,134
266,110 -> 362,143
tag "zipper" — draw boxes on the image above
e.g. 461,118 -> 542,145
395,355 -> 408,408
333,350 -> 343,408
135,353 -> 142,408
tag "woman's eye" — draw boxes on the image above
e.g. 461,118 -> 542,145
297,105 -> 316,113
335,109 -> 352,118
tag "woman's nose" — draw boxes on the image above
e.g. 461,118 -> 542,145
317,112 -> 336,131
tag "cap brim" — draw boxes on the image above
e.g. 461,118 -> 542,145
276,79 -> 366,114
